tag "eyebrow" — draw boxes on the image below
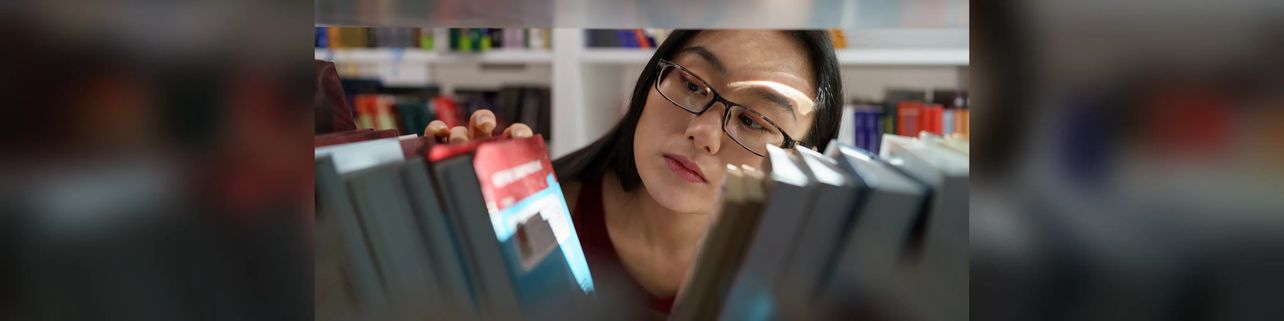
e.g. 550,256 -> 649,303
743,87 -> 798,121
678,46 -> 727,74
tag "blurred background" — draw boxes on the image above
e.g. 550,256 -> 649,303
2,0 -> 1283,320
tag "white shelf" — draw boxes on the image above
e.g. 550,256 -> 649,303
835,48 -> 969,66
580,49 -> 655,64
315,48 -> 553,64
575,48 -> 967,66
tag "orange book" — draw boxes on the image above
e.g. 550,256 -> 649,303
373,95 -> 397,131
954,109 -> 969,139
354,95 -> 376,129
896,101 -> 923,137
327,27 -> 342,48
633,29 -> 651,48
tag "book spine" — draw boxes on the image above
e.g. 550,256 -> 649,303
897,101 -> 922,136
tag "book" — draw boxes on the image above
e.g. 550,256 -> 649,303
343,163 -> 442,314
820,142 -> 929,312
671,165 -> 767,321
314,137 -> 405,174
880,134 -> 970,321
428,136 -> 593,319
897,101 -> 923,137
777,147 -> 861,299
314,156 -> 386,315
719,145 -> 817,321
398,158 -> 477,318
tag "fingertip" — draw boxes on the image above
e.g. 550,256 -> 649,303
511,124 -> 533,138
449,126 -> 469,144
427,120 -> 449,135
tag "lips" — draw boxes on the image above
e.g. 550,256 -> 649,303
663,153 -> 708,183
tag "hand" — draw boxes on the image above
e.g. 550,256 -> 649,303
424,109 -> 533,144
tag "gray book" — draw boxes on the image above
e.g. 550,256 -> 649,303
432,155 -> 522,321
720,145 -> 817,321
398,158 -> 478,319
314,156 -> 386,315
879,135 -> 969,321
822,142 -> 929,311
344,163 -> 442,316
672,165 -> 767,321
778,147 -> 863,299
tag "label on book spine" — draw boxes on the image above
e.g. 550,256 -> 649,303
472,137 -> 595,294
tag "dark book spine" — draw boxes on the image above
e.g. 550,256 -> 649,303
314,158 -> 387,312
433,155 -> 522,319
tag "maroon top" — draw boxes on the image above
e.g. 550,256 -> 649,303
572,176 -> 676,315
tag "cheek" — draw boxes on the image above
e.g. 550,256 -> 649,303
635,91 -> 689,149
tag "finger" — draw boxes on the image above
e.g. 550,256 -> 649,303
470,109 -> 497,139
449,126 -> 470,144
502,123 -> 533,139
426,120 -> 450,142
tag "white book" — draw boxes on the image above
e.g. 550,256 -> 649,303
314,137 -> 406,174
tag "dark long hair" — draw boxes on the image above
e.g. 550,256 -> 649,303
553,30 -> 843,191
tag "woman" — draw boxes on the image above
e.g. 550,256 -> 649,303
425,29 -> 843,316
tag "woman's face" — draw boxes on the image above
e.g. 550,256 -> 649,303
633,30 -> 818,213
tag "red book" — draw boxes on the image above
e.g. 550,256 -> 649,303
428,135 -> 595,318
354,95 -> 377,129
433,96 -> 465,128
896,101 -> 923,136
923,104 -> 944,135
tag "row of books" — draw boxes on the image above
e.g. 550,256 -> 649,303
318,27 -> 434,49
340,79 -> 551,141
445,28 -> 553,52
583,29 -> 849,50
315,27 -> 553,52
313,130 -> 966,320
671,133 -> 969,320
584,29 -> 670,48
315,134 -> 596,321
839,89 -> 969,153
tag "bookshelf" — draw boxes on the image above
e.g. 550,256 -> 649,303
314,48 -> 553,64
316,28 -> 969,158
317,48 -> 969,66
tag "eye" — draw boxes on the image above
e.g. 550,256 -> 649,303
738,113 -> 768,131
680,75 -> 708,96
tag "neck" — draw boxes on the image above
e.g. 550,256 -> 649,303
600,174 -> 712,256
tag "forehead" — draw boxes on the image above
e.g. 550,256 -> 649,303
677,31 -> 816,97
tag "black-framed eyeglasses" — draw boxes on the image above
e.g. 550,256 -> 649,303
654,59 -> 796,157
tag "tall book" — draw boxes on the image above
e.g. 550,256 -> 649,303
897,101 -> 924,137
398,157 -> 478,318
428,136 -> 593,320
821,142 -> 929,316
880,134 -> 970,321
778,147 -> 861,299
720,146 -> 817,321
314,156 -> 386,316
671,165 -> 766,321
343,163 -> 442,316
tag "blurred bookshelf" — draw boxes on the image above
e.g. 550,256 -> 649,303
316,27 -> 970,157
314,49 -> 553,64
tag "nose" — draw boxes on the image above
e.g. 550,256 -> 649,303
686,102 -> 725,155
